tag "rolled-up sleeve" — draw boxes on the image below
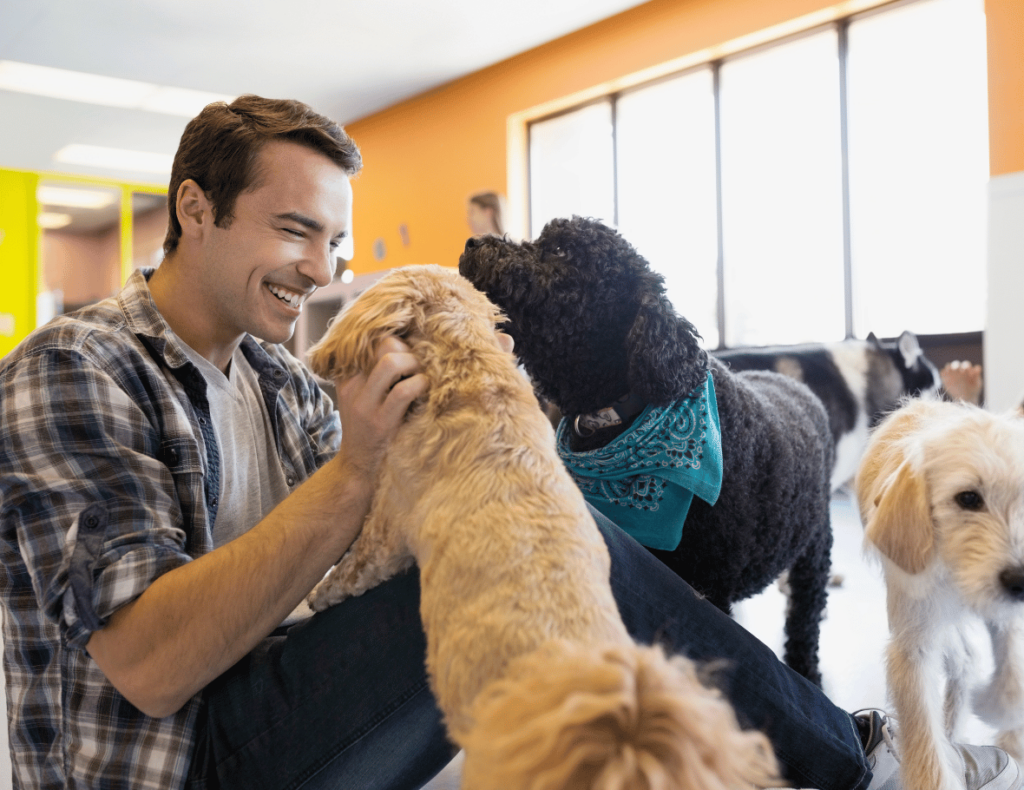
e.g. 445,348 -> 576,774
1,344 -> 197,649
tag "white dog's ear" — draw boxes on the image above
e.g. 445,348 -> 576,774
865,459 -> 934,574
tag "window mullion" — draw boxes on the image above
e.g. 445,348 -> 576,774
611,95 -> 620,228
838,19 -> 854,339
713,60 -> 726,349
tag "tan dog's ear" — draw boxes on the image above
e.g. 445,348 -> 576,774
865,459 -> 934,574
306,282 -> 420,381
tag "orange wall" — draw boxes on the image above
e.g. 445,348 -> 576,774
343,0 -> 1022,276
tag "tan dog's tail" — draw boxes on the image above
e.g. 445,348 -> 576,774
459,640 -> 777,790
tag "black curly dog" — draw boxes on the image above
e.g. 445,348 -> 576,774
460,216 -> 834,685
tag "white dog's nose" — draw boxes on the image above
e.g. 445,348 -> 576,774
999,568 -> 1024,601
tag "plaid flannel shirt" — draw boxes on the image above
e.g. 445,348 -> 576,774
0,269 -> 341,789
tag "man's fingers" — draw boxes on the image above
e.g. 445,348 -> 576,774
383,372 -> 429,416
367,350 -> 421,402
375,336 -> 408,356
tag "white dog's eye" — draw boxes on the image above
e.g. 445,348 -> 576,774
954,490 -> 984,511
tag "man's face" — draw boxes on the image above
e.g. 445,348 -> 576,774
197,140 -> 353,349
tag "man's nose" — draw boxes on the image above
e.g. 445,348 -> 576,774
302,249 -> 337,288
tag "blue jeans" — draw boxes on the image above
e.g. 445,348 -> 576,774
185,506 -> 870,790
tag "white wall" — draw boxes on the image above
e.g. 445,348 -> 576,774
985,171 -> 1024,412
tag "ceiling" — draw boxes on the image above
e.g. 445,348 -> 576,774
1,0 -> 650,189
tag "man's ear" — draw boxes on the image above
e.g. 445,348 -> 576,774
175,179 -> 211,240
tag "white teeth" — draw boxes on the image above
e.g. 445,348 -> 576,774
267,284 -> 303,308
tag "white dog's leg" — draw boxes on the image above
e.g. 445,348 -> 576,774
888,616 -> 962,790
943,633 -> 973,742
307,508 -> 414,612
975,617 -> 1024,760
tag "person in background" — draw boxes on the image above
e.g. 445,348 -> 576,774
466,190 -> 506,237
941,359 -> 984,405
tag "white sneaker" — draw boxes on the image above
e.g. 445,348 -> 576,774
856,710 -> 1023,790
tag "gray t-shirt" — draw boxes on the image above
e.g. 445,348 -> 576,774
179,342 -> 292,546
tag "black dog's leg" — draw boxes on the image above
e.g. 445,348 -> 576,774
781,520 -> 832,687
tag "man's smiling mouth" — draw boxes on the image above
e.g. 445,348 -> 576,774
266,283 -> 306,309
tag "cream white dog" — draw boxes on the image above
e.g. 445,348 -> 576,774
305,264 -> 776,790
857,398 -> 1024,790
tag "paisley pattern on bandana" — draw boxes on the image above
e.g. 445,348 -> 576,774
557,372 -> 723,550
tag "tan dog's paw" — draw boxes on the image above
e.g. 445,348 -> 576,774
306,552 -> 417,612
307,576 -> 351,612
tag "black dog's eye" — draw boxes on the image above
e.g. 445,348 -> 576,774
954,490 -> 984,511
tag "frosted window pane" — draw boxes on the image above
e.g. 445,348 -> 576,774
720,29 -> 845,347
529,102 -> 615,238
847,0 -> 988,337
617,70 -> 719,348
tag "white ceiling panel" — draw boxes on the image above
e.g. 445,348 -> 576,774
1,0 -> 650,183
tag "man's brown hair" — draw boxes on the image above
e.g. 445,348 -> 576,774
163,95 -> 362,256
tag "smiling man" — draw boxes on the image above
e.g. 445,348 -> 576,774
0,96 -> 444,789
2,95 -> 1020,790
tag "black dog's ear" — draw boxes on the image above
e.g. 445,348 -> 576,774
627,287 -> 708,404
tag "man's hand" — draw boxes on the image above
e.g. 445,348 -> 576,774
940,360 -> 983,405
332,337 -> 429,486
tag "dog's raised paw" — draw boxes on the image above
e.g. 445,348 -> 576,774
974,676 -> 1024,731
996,729 -> 1024,762
307,581 -> 348,612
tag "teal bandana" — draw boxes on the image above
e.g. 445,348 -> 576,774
556,373 -> 723,551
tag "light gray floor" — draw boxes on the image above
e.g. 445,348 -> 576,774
0,491 -> 996,787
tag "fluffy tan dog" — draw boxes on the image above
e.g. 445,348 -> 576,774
305,264 -> 777,790
857,398 -> 1024,790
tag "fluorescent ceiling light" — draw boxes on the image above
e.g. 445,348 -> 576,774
37,212 -> 73,229
37,185 -> 118,209
0,61 -> 151,107
54,144 -> 174,174
140,86 -> 235,117
0,60 -> 234,117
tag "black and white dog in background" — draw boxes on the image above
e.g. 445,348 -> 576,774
714,332 -> 941,490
